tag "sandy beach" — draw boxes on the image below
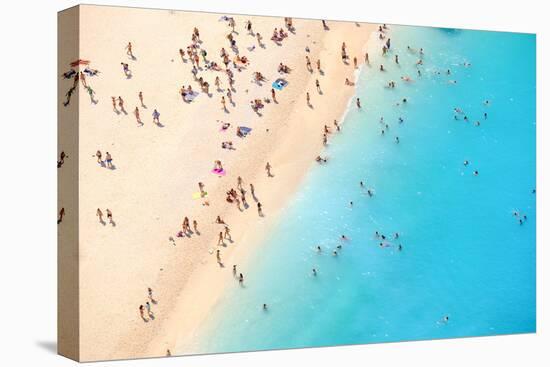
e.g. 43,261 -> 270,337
59,5 -> 376,361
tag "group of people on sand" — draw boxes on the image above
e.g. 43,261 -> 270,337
96,208 -> 114,226
62,64 -> 100,106
138,287 -> 157,322
95,150 -> 114,169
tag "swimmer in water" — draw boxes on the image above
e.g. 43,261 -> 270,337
398,244 -> 402,251
312,268 -> 317,276
341,235 -> 348,240
474,170 -> 479,176
263,303 -> 268,310
360,181 -> 365,187
317,245 -> 322,252
349,201 -> 353,207
333,250 -> 338,256
463,160 -> 469,166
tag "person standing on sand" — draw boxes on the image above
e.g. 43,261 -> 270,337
198,182 -> 206,197
193,220 -> 199,234
365,52 -> 370,64
221,96 -> 227,111
216,249 -> 222,264
111,97 -> 117,111
105,152 -> 113,168
233,265 -> 237,276
271,88 -> 277,103
126,42 -> 134,58
218,232 -> 224,246
138,91 -> 144,107
317,59 -> 321,73
96,208 -> 104,223
106,209 -> 113,224
257,202 -> 263,216
134,107 -> 142,125
239,273 -> 244,285
96,150 -> 103,164
353,57 -> 358,69
306,92 -> 311,106
316,79 -> 321,94
152,109 -> 160,124
265,162 -> 272,177
237,176 -> 244,190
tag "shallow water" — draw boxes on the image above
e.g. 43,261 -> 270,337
192,25 -> 536,354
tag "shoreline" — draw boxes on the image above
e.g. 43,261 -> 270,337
73,5 -> 377,361
171,24 -> 380,357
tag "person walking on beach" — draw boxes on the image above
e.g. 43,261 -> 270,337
316,59 -> 321,73
152,109 -> 160,124
306,92 -> 311,107
218,232 -> 224,246
105,152 -> 113,169
148,287 -> 156,303
121,62 -> 130,77
145,301 -> 154,318
106,209 -> 113,224
257,202 -> 263,216
118,96 -> 125,113
250,183 -> 256,199
96,208 -> 104,223
224,226 -> 231,240
139,305 -> 147,321
57,207 -> 65,224
198,182 -> 206,197
239,273 -> 244,285
237,176 -> 244,190
126,42 -> 134,58
111,97 -> 117,112
193,220 -> 199,234
356,98 -> 361,109
271,88 -> 277,103
221,96 -> 227,111
216,249 -> 222,264
316,79 -> 321,94
79,71 -> 87,88
96,150 -> 103,164
353,57 -> 358,69
265,162 -> 272,177
365,52 -> 370,64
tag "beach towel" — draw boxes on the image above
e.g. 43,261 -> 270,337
211,168 -> 226,176
238,126 -> 252,136
272,78 -> 288,90
192,192 -> 208,199
184,91 -> 199,102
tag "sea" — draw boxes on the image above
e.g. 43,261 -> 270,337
190,24 -> 536,354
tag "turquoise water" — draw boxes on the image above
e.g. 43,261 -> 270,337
193,25 -> 536,354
